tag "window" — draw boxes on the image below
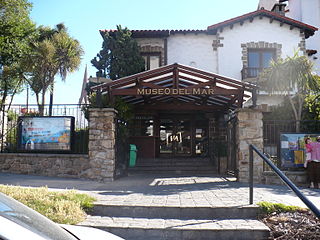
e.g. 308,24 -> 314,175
142,53 -> 161,70
130,116 -> 154,137
247,49 -> 276,77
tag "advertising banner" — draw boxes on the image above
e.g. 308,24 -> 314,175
280,133 -> 320,168
18,116 -> 74,151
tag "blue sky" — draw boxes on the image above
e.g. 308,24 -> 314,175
14,0 -> 259,105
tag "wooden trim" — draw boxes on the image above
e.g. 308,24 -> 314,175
135,103 -> 225,111
92,64 -> 175,90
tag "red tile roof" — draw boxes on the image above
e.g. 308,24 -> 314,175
99,29 -> 208,38
207,9 -> 317,38
100,10 -> 317,39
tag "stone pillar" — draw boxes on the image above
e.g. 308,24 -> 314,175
88,108 -> 117,182
235,108 -> 263,183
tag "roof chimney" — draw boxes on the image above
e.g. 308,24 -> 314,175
271,3 -> 286,16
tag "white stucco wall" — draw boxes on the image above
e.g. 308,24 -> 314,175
167,33 -> 217,72
286,0 -> 302,20
218,17 -> 302,80
286,0 -> 320,73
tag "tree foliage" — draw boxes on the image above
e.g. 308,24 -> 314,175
259,52 -> 320,131
89,25 -> 144,142
0,0 -> 35,110
0,0 -> 35,66
91,25 -> 145,79
303,94 -> 320,120
25,24 -> 83,114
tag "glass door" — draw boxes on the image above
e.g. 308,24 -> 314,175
159,119 -> 174,155
175,119 -> 191,156
159,118 -> 192,156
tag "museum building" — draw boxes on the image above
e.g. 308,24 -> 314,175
90,6 -> 317,175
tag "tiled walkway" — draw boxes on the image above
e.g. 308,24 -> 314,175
1,173 -> 319,209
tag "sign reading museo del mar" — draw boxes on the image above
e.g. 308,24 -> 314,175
137,88 -> 215,95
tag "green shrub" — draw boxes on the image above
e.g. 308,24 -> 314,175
258,201 -> 303,215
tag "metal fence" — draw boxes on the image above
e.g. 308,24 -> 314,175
1,104 -> 89,154
263,120 -> 320,169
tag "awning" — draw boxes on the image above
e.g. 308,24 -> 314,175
91,63 -> 257,112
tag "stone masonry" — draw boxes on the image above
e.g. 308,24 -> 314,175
0,108 -> 118,182
0,153 -> 90,178
235,108 -> 264,183
88,108 -> 117,182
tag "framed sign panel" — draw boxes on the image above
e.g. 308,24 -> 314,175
280,133 -> 320,168
17,116 -> 74,152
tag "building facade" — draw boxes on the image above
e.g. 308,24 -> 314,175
94,8 -> 317,175
260,0 -> 320,73
102,8 -> 316,107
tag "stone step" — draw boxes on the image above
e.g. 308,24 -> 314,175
136,161 -> 212,166
136,158 -> 212,164
128,169 -> 217,175
128,166 -> 217,175
91,205 -> 259,220
135,163 -> 213,168
79,216 -> 270,240
130,166 -> 216,170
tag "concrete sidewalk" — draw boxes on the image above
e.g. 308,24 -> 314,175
0,172 -> 319,209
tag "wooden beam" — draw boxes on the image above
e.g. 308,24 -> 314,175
227,95 -> 238,108
146,75 -> 173,85
111,89 -> 138,95
177,65 -> 255,90
173,65 -> 178,88
184,81 -> 212,90
110,86 -> 240,96
178,75 -> 208,85
237,88 -> 244,108
140,81 -> 165,89
135,102 -> 226,111
91,65 -> 174,90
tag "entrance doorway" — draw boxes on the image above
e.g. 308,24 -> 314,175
159,118 -> 191,156
159,115 -> 208,157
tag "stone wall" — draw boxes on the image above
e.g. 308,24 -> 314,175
235,108 -> 264,183
88,108 -> 117,182
0,153 -> 90,178
263,171 -> 308,187
0,108 -> 118,182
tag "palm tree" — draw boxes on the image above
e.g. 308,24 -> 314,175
26,24 -> 83,115
48,30 -> 83,115
260,51 -> 320,131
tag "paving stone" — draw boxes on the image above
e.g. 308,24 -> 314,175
2,173 -> 320,240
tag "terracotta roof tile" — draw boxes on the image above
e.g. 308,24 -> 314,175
100,10 -> 317,39
207,9 -> 317,38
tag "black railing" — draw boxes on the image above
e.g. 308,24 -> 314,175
249,144 -> 320,218
1,104 -> 89,154
263,120 -> 320,169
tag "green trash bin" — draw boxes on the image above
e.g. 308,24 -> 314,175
129,144 -> 137,167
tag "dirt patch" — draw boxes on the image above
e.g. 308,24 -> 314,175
260,209 -> 320,239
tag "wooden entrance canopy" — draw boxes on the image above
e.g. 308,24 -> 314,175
91,63 -> 257,112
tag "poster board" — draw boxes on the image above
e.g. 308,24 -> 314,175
17,116 -> 74,152
280,133 -> 320,168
